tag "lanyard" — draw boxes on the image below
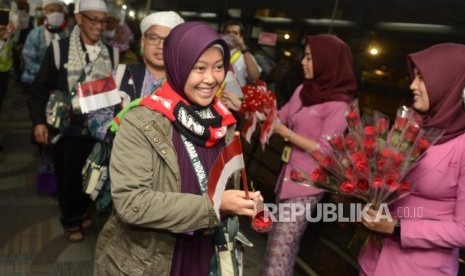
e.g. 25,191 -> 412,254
180,134 -> 229,251
230,50 -> 242,65
180,134 -> 208,194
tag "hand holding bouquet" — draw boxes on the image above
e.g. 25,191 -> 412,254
306,100 -> 444,247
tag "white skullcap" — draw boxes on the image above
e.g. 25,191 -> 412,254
107,4 -> 121,19
78,0 -> 107,13
42,0 -> 65,9
140,11 -> 184,35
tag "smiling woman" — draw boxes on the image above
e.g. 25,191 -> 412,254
94,21 -> 262,276
183,46 -> 225,106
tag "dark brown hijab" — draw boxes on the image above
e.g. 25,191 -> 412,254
299,34 -> 356,106
407,43 -> 465,144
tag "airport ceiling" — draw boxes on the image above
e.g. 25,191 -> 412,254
143,0 -> 465,27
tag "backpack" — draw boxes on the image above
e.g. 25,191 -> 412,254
45,39 -> 119,136
82,135 -> 113,213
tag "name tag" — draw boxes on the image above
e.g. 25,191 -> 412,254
281,145 -> 292,163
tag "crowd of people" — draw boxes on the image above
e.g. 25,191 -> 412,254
0,0 -> 464,275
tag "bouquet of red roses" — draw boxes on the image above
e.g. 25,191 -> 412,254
237,80 -> 278,150
300,100 -> 444,247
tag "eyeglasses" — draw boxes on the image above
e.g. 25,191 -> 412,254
80,12 -> 108,26
144,33 -> 166,45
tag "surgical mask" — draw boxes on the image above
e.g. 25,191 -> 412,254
103,29 -> 116,39
18,12 -> 30,29
35,11 -> 43,18
46,12 -> 64,28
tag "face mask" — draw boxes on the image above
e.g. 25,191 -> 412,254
18,12 -> 30,29
35,11 -> 43,18
104,29 -> 116,39
46,12 -> 64,28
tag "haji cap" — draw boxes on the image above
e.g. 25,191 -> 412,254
140,11 -> 184,35
42,0 -> 65,9
78,0 -> 107,13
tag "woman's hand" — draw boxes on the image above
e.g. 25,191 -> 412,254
273,123 -> 291,139
220,190 -> 262,217
361,208 -> 397,234
220,92 -> 242,111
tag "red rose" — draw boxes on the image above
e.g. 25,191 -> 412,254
363,138 -> 377,157
376,117 -> 389,134
364,125 -> 377,138
344,135 -> 358,152
372,177 -> 383,188
404,123 -> 420,143
345,168 -> 356,181
385,178 -> 399,192
397,179 -> 411,194
376,159 -> 387,172
322,156 -> 334,168
329,136 -> 344,152
394,117 -> 407,131
290,169 -> 306,182
379,148 -> 394,159
251,210 -> 273,232
346,111 -> 360,127
310,150 -> 326,163
340,180 -> 355,193
412,137 -> 430,157
311,168 -> 327,183
350,152 -> 369,175
357,178 -> 369,191
392,152 -> 404,167
387,171 -> 400,181
351,152 -> 366,163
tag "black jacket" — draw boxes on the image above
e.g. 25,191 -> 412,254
28,37 -> 116,138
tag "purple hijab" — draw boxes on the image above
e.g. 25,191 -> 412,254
162,22 -> 230,276
407,43 -> 465,144
163,21 -> 230,101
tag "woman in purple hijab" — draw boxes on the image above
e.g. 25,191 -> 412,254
359,43 -> 465,275
94,22 -> 262,276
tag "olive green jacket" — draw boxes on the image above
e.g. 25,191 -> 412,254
94,106 -> 238,275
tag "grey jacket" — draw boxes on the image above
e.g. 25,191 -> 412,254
94,106 -> 238,275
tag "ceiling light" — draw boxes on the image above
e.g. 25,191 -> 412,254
377,22 -> 453,33
257,17 -> 292,24
304,18 -> 354,27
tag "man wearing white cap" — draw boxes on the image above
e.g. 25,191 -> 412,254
102,4 -> 120,44
22,0 -> 68,87
139,11 -> 185,93
87,11 -> 184,140
28,0 -> 119,242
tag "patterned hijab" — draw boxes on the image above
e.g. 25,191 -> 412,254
300,34 -> 356,107
407,43 -> 465,144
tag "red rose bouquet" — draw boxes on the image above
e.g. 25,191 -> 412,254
307,100 -> 444,248
237,80 -> 278,149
